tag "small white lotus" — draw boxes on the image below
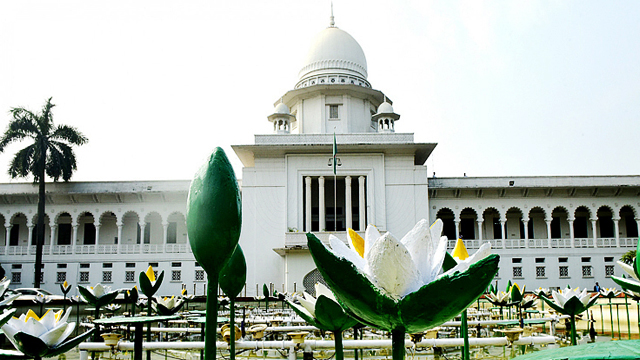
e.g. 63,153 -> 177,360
551,288 -> 596,308
2,309 -> 74,352
293,283 -> 339,318
331,219 -> 491,300
153,296 -> 185,315
599,287 -> 619,298
486,291 -> 510,306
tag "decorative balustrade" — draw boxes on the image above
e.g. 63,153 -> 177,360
573,238 -> 594,248
97,244 -> 118,254
120,244 -> 140,254
528,239 -> 548,248
285,231 -> 365,248
597,238 -> 617,248
51,245 -> 73,255
6,245 -> 29,255
143,244 -> 164,254
74,245 -> 96,254
620,238 -> 637,247
504,239 -> 525,249
551,238 -> 572,248
165,243 -> 190,253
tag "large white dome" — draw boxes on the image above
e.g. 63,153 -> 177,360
296,26 -> 370,88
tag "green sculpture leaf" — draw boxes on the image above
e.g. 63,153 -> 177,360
187,147 -> 242,276
314,295 -> 359,332
219,245 -> 247,299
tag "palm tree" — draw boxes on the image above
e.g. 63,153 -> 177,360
0,98 -> 87,288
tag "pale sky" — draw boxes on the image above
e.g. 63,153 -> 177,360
1,1 -> 638,184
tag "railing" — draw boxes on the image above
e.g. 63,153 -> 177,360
165,244 -> 189,253
551,238 -> 572,248
285,231 -> 366,248
51,245 -> 73,255
74,245 -> 96,254
504,239 -> 525,249
487,239 -> 502,248
528,239 -> 548,248
620,238 -> 638,247
574,238 -> 594,248
120,244 -> 141,254
598,238 -> 616,248
98,244 -> 118,254
143,244 -> 164,254
6,246 -> 29,255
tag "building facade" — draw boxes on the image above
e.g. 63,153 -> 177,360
0,18 -> 638,297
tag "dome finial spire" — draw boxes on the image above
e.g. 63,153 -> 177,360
329,1 -> 335,27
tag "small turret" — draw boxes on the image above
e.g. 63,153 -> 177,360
268,103 -> 295,134
372,100 -> 400,132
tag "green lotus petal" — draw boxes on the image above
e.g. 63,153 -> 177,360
139,271 -> 154,297
442,252 -> 457,272
562,296 -> 589,316
307,232 -> 400,331
0,309 -> 16,328
45,329 -> 95,357
12,332 -> 49,357
95,291 -> 119,308
612,275 -> 640,294
399,254 -> 500,333
152,271 -> 165,294
540,295 -> 567,315
510,284 -> 523,303
285,299 -> 322,329
263,284 -> 270,298
187,147 -> 242,276
314,295 -> 359,332
153,302 -> 183,316
634,240 -> 640,280
219,246 -> 246,299
77,285 -> 98,306
506,280 -> 512,292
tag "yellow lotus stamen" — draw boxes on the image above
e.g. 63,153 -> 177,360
63,281 -> 69,288
348,229 -> 365,257
181,289 -> 186,295
145,266 -> 156,282
54,310 -> 63,321
452,239 -> 469,260
24,309 -> 45,322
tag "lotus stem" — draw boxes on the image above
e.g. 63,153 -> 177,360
570,314 -> 577,346
461,309 -> 469,360
147,300 -> 152,360
334,331 -> 344,360
229,298 -> 235,360
205,279 -> 219,360
391,329 -> 405,360
624,294 -> 631,340
609,298 -> 614,338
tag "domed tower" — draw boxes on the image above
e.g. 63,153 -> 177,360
268,102 -> 295,134
273,14 -> 390,135
372,100 -> 400,133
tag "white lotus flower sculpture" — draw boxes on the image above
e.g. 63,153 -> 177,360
153,296 -> 185,315
1,308 -> 94,358
540,287 -> 599,345
0,278 -> 20,310
307,219 -> 499,360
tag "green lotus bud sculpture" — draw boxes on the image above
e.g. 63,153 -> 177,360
286,282 -> 358,360
307,219 -> 499,360
219,246 -> 247,360
187,147 -> 242,360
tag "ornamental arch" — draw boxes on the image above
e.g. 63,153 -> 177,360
98,211 -> 118,245
77,212 -> 96,245
527,207 -> 547,239
482,207 -> 502,240
435,208 -> 456,240
596,206 -> 614,238
551,206 -> 569,239
143,211 -> 163,245
573,206 -> 591,239
505,207 -> 524,239
459,207 -> 477,240
619,205 -> 638,238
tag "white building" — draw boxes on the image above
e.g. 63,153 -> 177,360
0,18 -> 638,296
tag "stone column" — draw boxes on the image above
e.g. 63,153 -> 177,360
477,220 -> 483,242
358,176 -> 366,230
545,219 -> 552,249
72,224 -> 79,254
318,176 -> 325,232
568,218 -> 575,248
4,223 -> 10,255
591,218 -> 598,248
27,225 -> 33,255
613,217 -> 620,247
345,176 -> 352,230
139,222 -> 146,254
50,225 -> 57,254
522,219 -> 529,248
305,177 -> 312,232
454,220 -> 460,240
95,224 -> 101,254
500,219 -> 506,249
162,221 -> 169,252
116,222 -> 123,254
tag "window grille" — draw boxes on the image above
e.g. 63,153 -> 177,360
11,272 -> 21,284
605,265 -> 615,277
172,270 -> 181,282
512,267 -> 523,278
582,265 -> 593,278
195,270 -> 205,282
536,266 -> 546,278
559,266 -> 569,278
103,271 -> 112,283
56,272 -> 66,283
125,271 -> 135,282
79,272 -> 90,283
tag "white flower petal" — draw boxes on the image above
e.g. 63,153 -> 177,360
315,283 -> 338,303
617,261 -> 640,281
290,302 -> 315,320
40,321 -> 72,347
93,284 -> 106,298
329,235 -> 366,271
297,293 -> 317,317
400,219 -> 437,284
23,317 -> 48,338
443,243 -> 491,277
552,290 -> 566,308
364,224 -> 381,258
429,220 -> 444,246
39,310 -> 57,330
366,232 -> 421,299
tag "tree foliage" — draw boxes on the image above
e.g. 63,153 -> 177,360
621,250 -> 635,265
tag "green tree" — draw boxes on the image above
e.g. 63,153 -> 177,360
621,249 -> 635,265
0,98 -> 87,288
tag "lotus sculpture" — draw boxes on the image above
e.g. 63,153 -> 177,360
152,296 -> 185,315
307,219 -> 499,360
286,282 -> 358,360
1,308 -> 94,359
540,287 -> 599,345
612,240 -> 640,294
0,277 -> 20,311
